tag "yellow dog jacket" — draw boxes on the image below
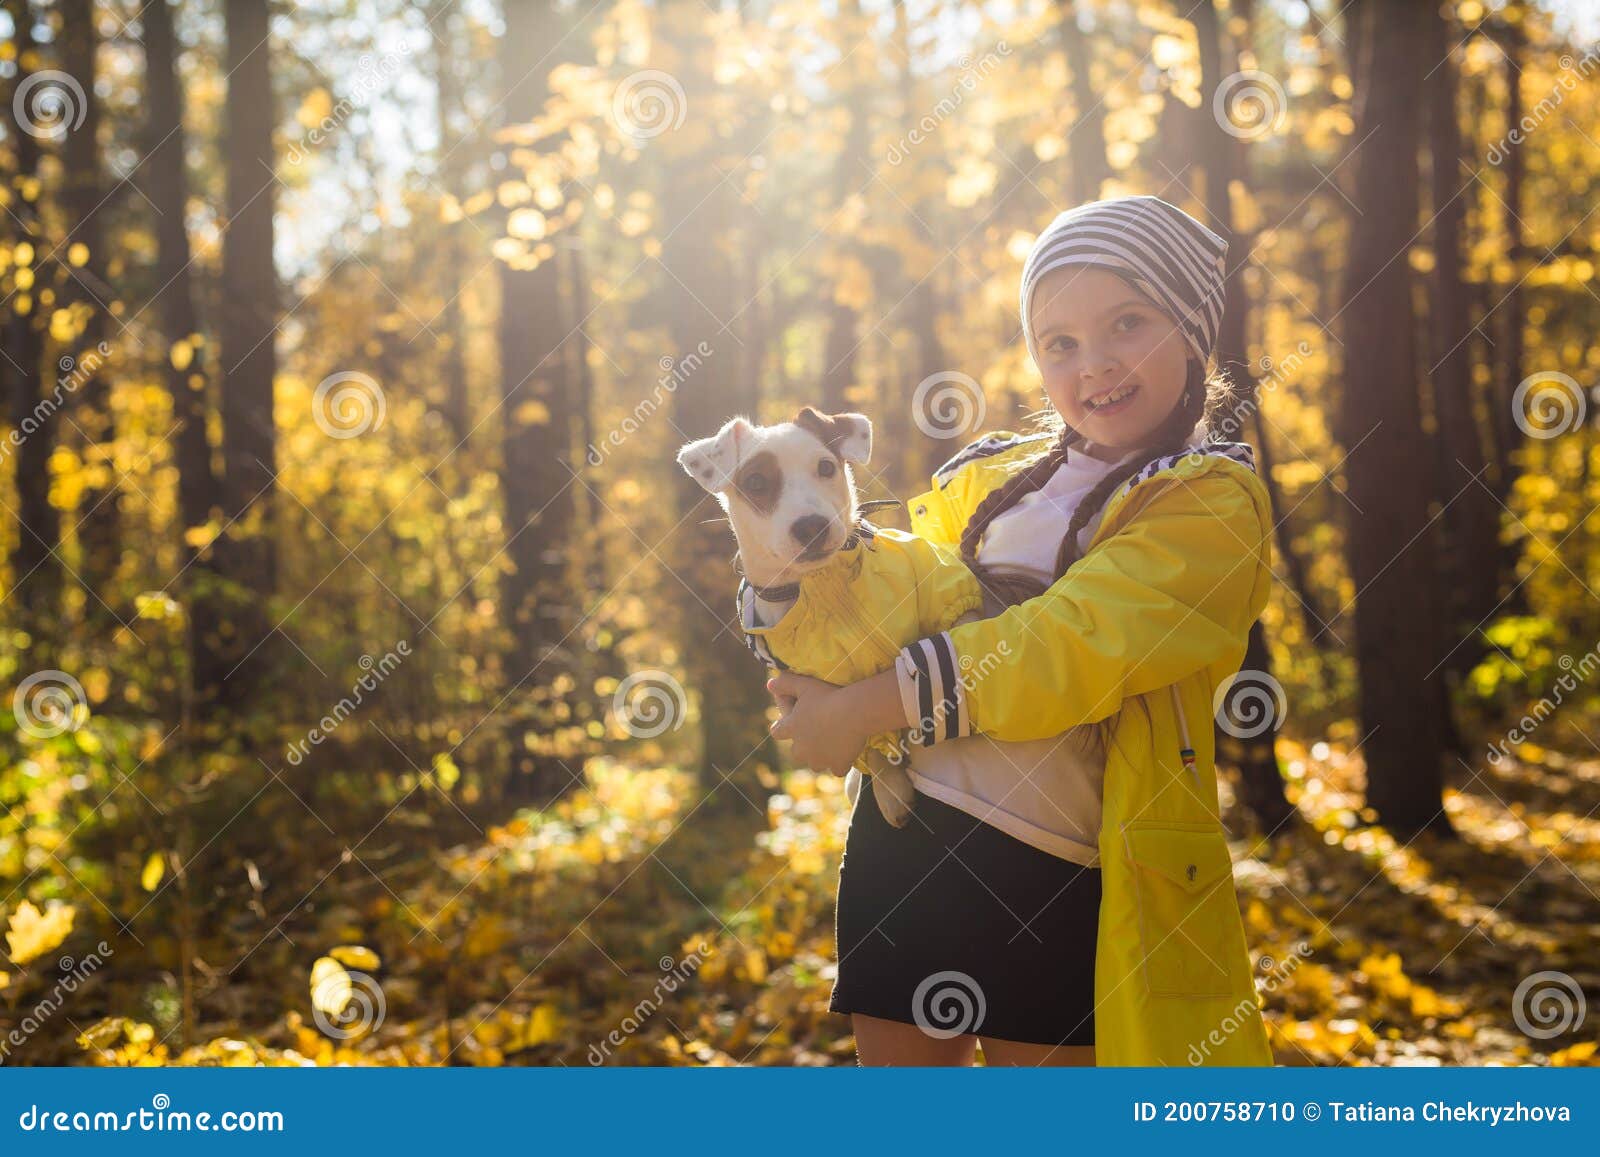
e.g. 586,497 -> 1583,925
736,524 -> 983,764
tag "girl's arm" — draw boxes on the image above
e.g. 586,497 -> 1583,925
770,466 -> 1270,773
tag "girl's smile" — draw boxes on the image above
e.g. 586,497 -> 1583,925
1027,265 -> 1192,449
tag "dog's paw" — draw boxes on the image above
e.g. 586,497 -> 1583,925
874,766 -> 917,829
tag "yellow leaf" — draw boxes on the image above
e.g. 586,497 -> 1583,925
523,1002 -> 561,1047
135,592 -> 181,622
744,948 -> 768,984
170,339 -> 194,371
297,87 -> 334,129
6,900 -> 76,965
141,852 -> 165,892
512,399 -> 551,426
329,944 -> 380,971
310,956 -> 352,1017
183,523 -> 219,549
507,207 -> 547,241
67,242 -> 88,267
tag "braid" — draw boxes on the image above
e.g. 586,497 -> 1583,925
959,360 -> 1216,612
1050,360 -> 1209,577
960,427 -> 1079,609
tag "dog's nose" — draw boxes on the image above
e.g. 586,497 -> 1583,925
790,515 -> 831,548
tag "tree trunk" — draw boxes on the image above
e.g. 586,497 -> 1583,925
216,0 -> 281,704
892,0 -> 953,488
1424,3 -> 1500,677
656,0 -> 777,805
59,0 -> 118,622
433,0 -> 469,446
1492,17 -> 1526,516
819,0 -> 871,414
3,0 -> 60,635
1192,0 -> 1292,831
1056,0 -> 1110,205
143,0 -> 228,707
496,0 -> 577,800
1337,0 -> 1452,837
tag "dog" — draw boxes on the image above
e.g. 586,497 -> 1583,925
678,406 -> 984,827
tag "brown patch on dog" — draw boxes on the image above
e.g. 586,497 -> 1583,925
731,450 -> 783,515
794,407 -> 851,460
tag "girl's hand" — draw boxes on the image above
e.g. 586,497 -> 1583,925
767,672 -> 870,776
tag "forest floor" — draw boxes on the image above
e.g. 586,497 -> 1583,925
10,734 -> 1600,1067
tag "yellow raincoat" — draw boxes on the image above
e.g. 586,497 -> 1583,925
906,432 -> 1275,1067
737,525 -> 983,766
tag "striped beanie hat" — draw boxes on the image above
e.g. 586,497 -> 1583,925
1019,195 -> 1229,367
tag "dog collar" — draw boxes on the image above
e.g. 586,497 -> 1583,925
740,516 -> 885,605
747,578 -> 801,603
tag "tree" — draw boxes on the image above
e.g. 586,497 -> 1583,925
215,0 -> 281,703
1424,1 -> 1500,664
1055,0 -> 1110,205
1337,0 -> 1452,836
495,0 -> 577,799
4,0 -> 60,635
1191,0 -> 1293,833
59,0 -> 117,620
143,0 -> 228,706
656,0 -> 776,806
819,0 -> 872,415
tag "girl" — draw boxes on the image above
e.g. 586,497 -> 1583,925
770,196 -> 1275,1067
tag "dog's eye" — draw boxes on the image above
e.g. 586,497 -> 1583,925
817,458 -> 837,479
743,472 -> 769,494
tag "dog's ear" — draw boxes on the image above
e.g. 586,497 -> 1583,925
795,407 -> 872,467
677,417 -> 752,493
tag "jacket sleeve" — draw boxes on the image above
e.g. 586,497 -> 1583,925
911,536 -> 984,635
894,467 -> 1271,745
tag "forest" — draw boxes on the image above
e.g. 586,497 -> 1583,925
1,0 -> 1599,1067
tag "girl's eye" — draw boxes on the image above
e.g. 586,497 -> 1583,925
1114,312 -> 1145,333
817,459 -> 837,478
1048,335 -> 1077,353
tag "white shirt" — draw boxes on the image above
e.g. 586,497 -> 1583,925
978,443 -> 1133,584
880,435 -> 1203,865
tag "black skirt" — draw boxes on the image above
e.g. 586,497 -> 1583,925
829,775 -> 1101,1047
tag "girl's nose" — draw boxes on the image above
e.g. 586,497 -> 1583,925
1078,346 -> 1119,382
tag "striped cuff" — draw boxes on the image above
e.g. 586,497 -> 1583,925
894,632 -> 971,746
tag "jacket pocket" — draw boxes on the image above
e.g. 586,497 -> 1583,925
1122,821 -> 1242,997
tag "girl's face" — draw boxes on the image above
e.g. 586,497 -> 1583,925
1029,265 -> 1193,450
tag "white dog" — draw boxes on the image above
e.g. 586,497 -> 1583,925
678,407 -> 985,827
